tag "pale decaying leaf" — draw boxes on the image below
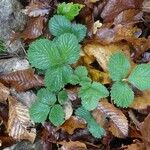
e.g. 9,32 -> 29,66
130,90 -> 150,110
0,82 -> 10,103
93,100 -> 128,137
93,20 -> 102,34
83,42 -> 130,72
63,101 -> 73,120
7,96 -> 36,142
59,141 -> 87,150
142,0 -> 150,13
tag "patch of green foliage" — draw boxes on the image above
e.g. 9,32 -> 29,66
108,52 -> 150,107
0,40 -> 5,53
57,2 -> 84,21
27,3 -> 150,138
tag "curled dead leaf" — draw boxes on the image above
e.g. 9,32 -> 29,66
0,82 -> 10,103
7,96 -> 36,143
59,141 -> 87,150
130,90 -> 150,110
0,69 -> 44,92
93,100 -> 128,138
60,116 -> 86,135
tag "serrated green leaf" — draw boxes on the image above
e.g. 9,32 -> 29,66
37,88 -> 56,106
58,90 -> 68,105
108,52 -> 131,81
75,66 -> 88,77
75,106 -> 92,123
27,39 -> 52,70
128,64 -> 150,90
71,24 -> 87,42
45,65 -> 73,92
57,2 -> 84,21
79,82 -> 109,110
75,107 -> 105,138
29,102 -> 50,123
111,82 -> 134,107
49,104 -> 65,126
48,15 -> 72,37
55,33 -> 80,65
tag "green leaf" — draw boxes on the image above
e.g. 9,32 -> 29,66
108,52 -> 131,81
88,119 -> 105,138
0,40 -> 5,53
79,82 -> 109,110
37,88 -> 56,106
128,64 -> 150,90
55,33 -> 80,65
45,65 -> 73,92
57,2 -> 84,21
71,24 -> 87,42
49,104 -> 65,126
27,39 -> 52,70
29,102 -> 50,123
75,106 -> 92,123
111,82 -> 134,107
75,107 -> 105,138
48,15 -> 72,37
69,66 -> 91,85
58,90 -> 68,105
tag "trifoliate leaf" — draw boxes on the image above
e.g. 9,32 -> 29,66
48,15 -> 72,37
57,2 -> 84,21
79,82 -> 109,110
69,66 -> 91,85
88,119 -> 105,138
45,65 -> 73,92
71,24 -> 87,42
0,40 -> 5,53
27,39 -> 52,70
111,82 -> 134,107
37,88 -> 56,106
29,102 -> 50,123
49,104 -> 65,126
58,90 -> 68,105
128,64 -> 150,91
55,33 -> 80,65
108,52 -> 131,81
75,107 -> 92,123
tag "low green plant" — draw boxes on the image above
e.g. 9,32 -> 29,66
28,14 -> 107,138
108,52 -> 150,107
57,2 -> 84,21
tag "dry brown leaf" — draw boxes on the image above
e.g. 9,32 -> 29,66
125,142 -> 145,150
139,114 -> 150,149
142,0 -> 150,13
93,100 -> 128,138
83,42 -> 130,72
0,82 -> 10,103
0,69 -> 44,92
59,141 -> 87,150
60,116 -> 86,135
101,0 -> 143,23
7,96 -> 36,142
20,16 -> 45,40
130,90 -> 150,110
22,0 -> 52,17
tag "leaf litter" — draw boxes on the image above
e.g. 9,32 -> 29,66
0,0 -> 150,150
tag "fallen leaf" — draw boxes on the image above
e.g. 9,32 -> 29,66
93,20 -> 102,34
142,0 -> 150,13
7,96 -> 36,142
83,42 -> 130,72
130,90 -> 150,110
101,0 -> 143,23
59,141 -> 87,150
0,82 -> 10,103
0,69 -> 44,92
139,114 -> 150,149
22,0 -> 52,17
20,16 -> 45,40
63,101 -> 73,120
126,142 -> 145,150
60,116 -> 86,135
93,100 -> 128,138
